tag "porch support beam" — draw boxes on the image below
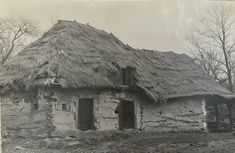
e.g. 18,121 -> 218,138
227,102 -> 233,128
214,104 -> 219,128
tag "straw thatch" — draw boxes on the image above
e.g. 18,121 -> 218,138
0,20 -> 234,102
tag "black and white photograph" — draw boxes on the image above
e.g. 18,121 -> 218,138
0,0 -> 235,152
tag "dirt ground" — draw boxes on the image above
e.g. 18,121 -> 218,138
2,130 -> 235,153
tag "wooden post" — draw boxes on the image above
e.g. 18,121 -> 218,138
228,102 -> 233,128
214,104 -> 219,129
75,100 -> 79,129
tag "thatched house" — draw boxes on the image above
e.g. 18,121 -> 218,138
0,20 -> 234,136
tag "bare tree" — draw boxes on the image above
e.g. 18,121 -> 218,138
0,17 -> 39,65
188,4 -> 235,92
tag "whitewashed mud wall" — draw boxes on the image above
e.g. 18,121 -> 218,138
1,97 -> 31,130
94,92 -> 120,130
137,98 -> 207,132
49,90 -> 208,133
1,91 -> 51,137
2,89 -> 207,136
50,90 -> 136,132
49,91 -> 77,131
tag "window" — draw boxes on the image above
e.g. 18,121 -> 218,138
31,102 -> 39,111
120,67 -> 136,86
62,104 -> 67,111
33,103 -> 39,110
121,68 -> 126,85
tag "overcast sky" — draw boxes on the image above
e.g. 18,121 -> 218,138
0,0 -> 234,53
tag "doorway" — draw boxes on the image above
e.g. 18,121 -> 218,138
118,100 -> 135,129
77,98 -> 94,131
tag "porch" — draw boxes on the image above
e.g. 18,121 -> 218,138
206,96 -> 235,132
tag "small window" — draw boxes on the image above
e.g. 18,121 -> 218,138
121,68 -> 126,85
120,67 -> 136,86
62,104 -> 67,111
33,103 -> 39,110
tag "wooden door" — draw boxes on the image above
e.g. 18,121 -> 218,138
119,100 -> 135,129
78,98 -> 94,131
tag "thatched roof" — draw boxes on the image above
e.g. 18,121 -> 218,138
0,20 -> 234,102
